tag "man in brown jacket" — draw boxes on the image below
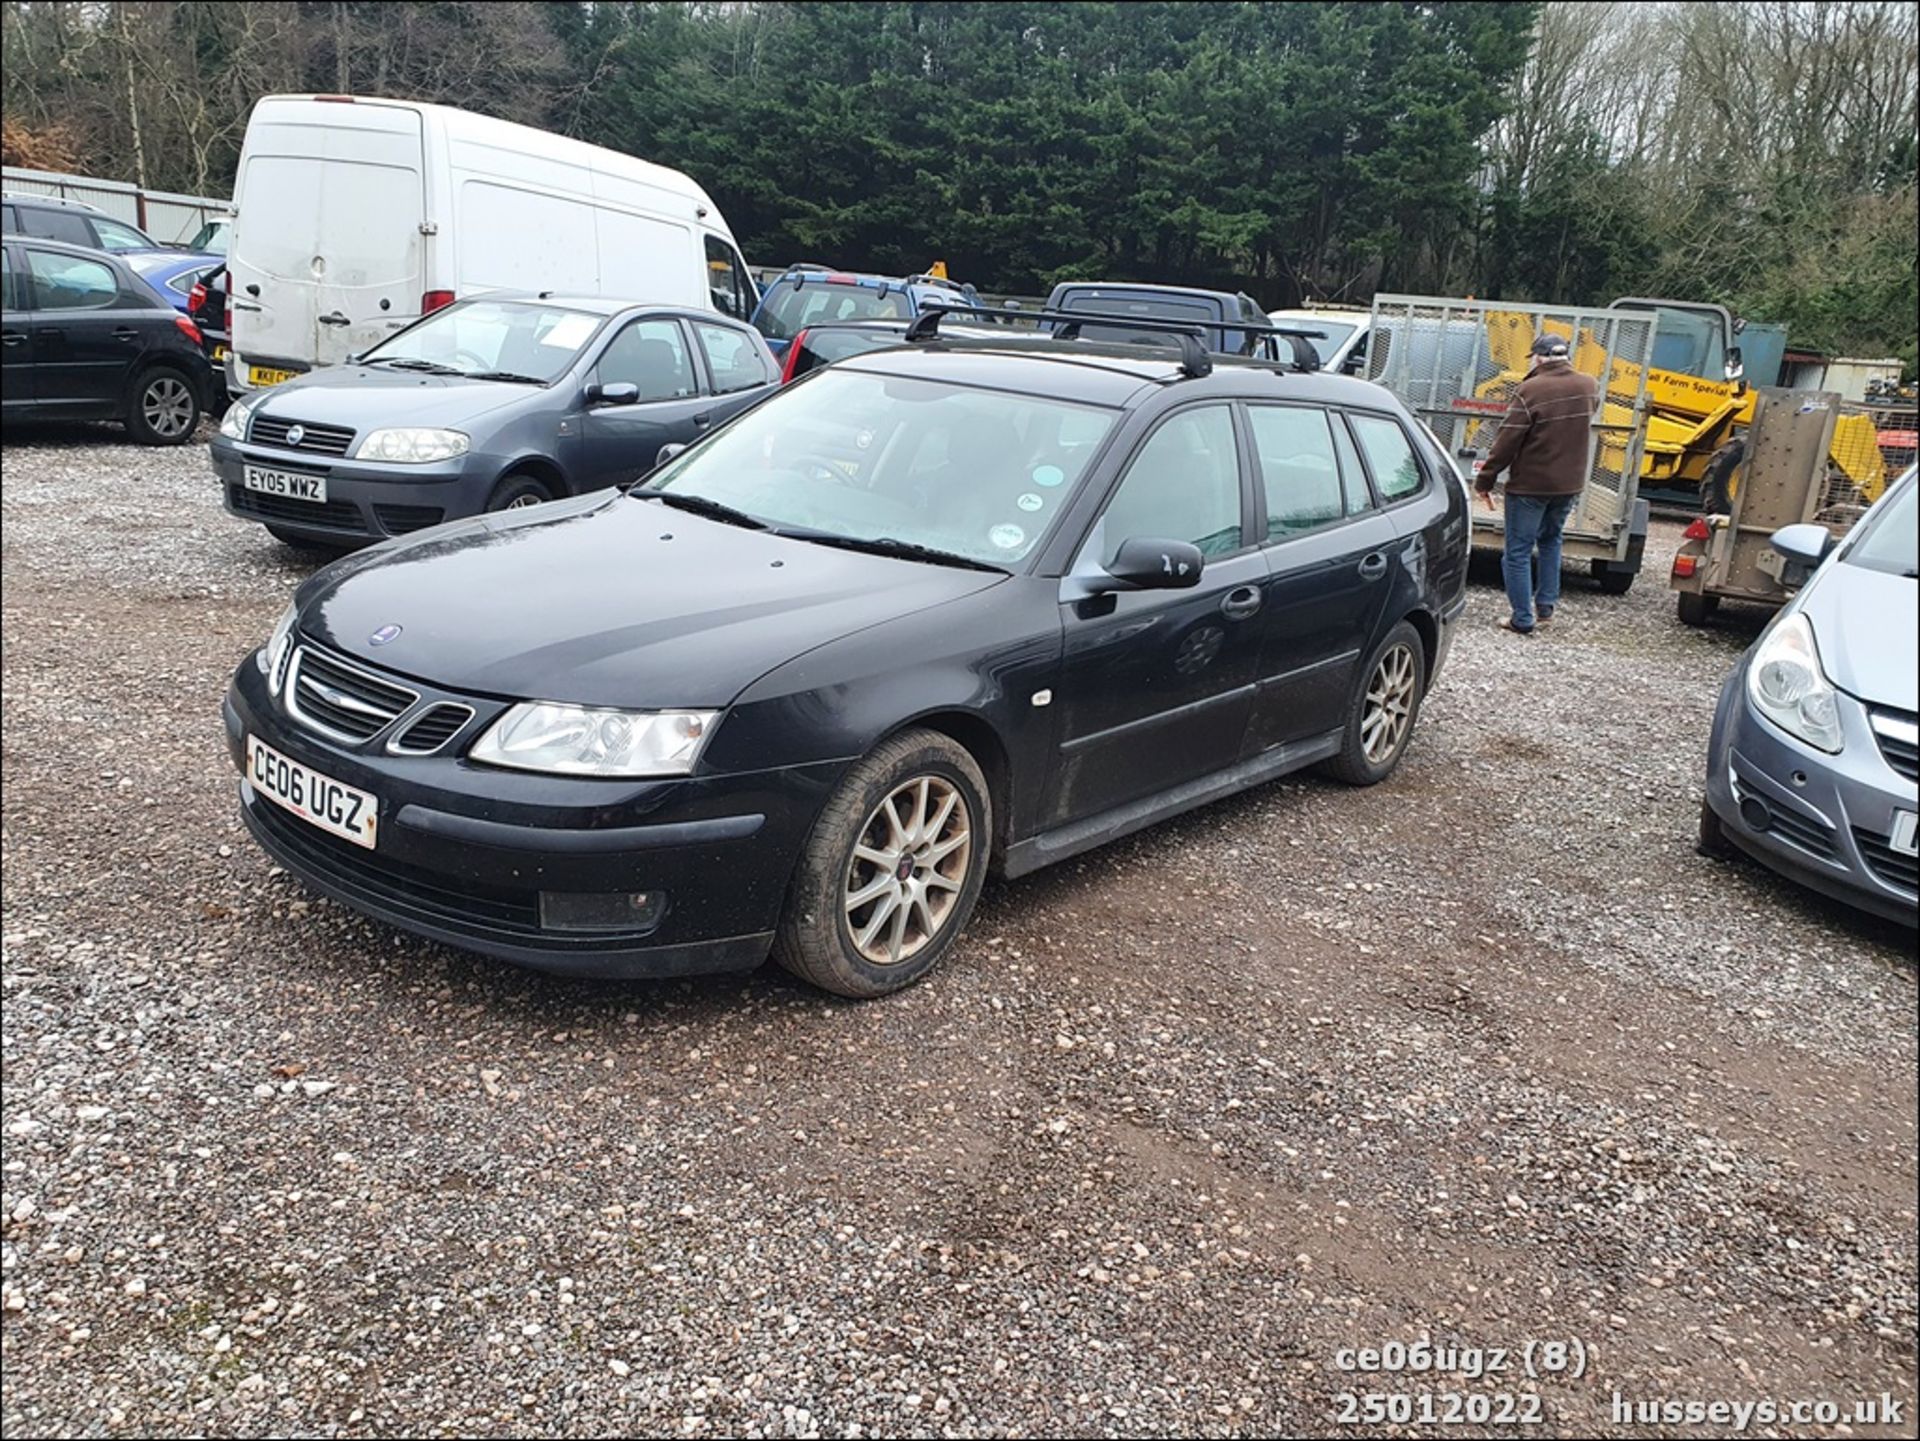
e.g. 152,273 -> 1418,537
1474,334 -> 1601,633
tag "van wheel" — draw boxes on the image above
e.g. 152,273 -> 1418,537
1322,620 -> 1427,786
124,366 -> 200,445
775,729 -> 991,998
486,473 -> 555,512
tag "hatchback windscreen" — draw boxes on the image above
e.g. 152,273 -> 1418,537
757,280 -> 912,340
639,368 -> 1118,565
1843,472 -> 1917,577
360,301 -> 604,382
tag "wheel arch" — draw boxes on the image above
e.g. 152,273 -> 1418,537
497,454 -> 570,497
1398,605 -> 1439,679
877,708 -> 1014,854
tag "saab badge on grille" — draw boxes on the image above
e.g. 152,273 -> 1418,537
368,624 -> 402,647
285,424 -> 306,447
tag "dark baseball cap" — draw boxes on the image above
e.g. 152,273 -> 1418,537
1530,334 -> 1571,359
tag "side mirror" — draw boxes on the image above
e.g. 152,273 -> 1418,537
1723,345 -> 1744,382
1097,537 -> 1205,592
1340,350 -> 1365,375
655,442 -> 688,469
586,381 -> 640,407
1768,522 -> 1833,570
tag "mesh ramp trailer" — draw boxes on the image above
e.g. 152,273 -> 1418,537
1367,295 -> 1657,594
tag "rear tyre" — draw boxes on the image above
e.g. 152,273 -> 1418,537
1697,799 -> 1736,860
1322,620 -> 1427,787
1676,591 -> 1719,627
774,728 -> 991,998
485,472 -> 555,512
124,365 -> 200,445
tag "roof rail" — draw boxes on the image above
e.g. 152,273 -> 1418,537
907,303 -> 1217,379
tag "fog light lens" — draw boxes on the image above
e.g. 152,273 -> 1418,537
538,890 -> 667,934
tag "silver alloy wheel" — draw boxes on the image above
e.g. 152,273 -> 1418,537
142,375 -> 195,437
506,494 -> 543,509
843,775 -> 972,966
1360,642 -> 1417,764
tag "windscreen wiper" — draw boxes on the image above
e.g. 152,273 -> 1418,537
634,489 -> 768,530
365,356 -> 464,375
775,529 -> 1006,572
463,369 -> 547,384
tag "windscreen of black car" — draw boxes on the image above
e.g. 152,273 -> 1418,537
361,301 -> 603,382
757,279 -> 912,340
1843,472 -> 1917,577
640,369 -> 1118,564
789,327 -> 908,380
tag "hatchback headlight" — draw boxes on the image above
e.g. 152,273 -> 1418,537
219,394 -> 258,440
469,703 -> 719,777
1747,612 -> 1842,753
256,603 -> 297,695
354,428 -> 470,464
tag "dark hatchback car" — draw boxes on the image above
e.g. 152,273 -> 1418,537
225,322 -> 1470,997
2,235 -> 213,443
211,295 -> 778,550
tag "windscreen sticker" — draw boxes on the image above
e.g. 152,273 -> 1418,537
539,314 -> 598,349
1017,493 -> 1044,512
989,523 -> 1026,550
1032,464 -> 1065,487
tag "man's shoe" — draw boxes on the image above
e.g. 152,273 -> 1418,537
1499,617 -> 1535,635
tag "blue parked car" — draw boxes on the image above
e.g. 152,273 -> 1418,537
749,266 -> 975,358
127,250 -> 222,315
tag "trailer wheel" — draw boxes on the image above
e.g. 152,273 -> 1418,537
1593,562 -> 1635,596
1676,591 -> 1718,627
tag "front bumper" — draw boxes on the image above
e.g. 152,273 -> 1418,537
1705,664 -> 1918,926
212,434 -> 488,545
226,655 -> 846,977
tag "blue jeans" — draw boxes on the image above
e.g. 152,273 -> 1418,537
1502,493 -> 1576,630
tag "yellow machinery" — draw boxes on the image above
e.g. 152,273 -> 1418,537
1476,299 -> 1889,505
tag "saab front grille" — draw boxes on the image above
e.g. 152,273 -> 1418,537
1854,828 -> 1919,895
249,414 -> 356,456
287,645 -> 417,742
390,703 -> 474,755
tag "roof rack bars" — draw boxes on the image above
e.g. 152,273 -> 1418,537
907,303 -> 1218,378
907,304 -> 1330,375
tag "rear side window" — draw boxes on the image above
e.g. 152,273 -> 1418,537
1,204 -> 16,232
1248,406 -> 1348,538
694,321 -> 769,394
1097,405 -> 1243,563
703,236 -> 753,320
756,279 -> 910,340
597,319 -> 696,402
1,251 -> 15,311
22,207 -> 94,248
27,249 -> 119,311
1348,414 -> 1425,502
91,217 -> 151,251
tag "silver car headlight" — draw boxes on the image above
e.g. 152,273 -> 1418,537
255,603 -> 297,695
354,427 -> 470,464
469,703 -> 720,777
218,394 -> 259,440
1748,612 -> 1842,754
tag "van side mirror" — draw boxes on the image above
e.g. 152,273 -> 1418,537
1096,537 -> 1206,592
586,381 -> 640,407
655,442 -> 688,469
1768,522 -> 1833,570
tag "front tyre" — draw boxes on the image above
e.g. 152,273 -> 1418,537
485,472 -> 555,512
775,729 -> 991,998
1323,620 -> 1427,786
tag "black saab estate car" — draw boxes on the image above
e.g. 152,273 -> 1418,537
225,314 -> 1469,997
212,295 -> 777,550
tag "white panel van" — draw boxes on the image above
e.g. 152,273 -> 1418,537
225,95 -> 757,394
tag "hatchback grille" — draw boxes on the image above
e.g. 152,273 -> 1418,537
1871,713 -> 1918,783
1854,828 -> 1919,895
288,645 -> 417,742
250,414 -> 356,456
229,485 -> 364,533
390,703 -> 473,755
374,503 -> 446,535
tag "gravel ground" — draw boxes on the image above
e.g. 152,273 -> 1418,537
3,423 -> 1915,1438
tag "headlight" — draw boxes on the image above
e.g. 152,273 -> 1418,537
354,428 -> 470,464
255,603 -> 297,695
469,703 -> 719,777
1747,612 -> 1842,753
219,394 -> 258,440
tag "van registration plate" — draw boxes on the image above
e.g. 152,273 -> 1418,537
249,365 -> 299,387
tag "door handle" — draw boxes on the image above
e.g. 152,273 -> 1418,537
317,311 -> 350,327
1358,552 -> 1389,580
1219,585 -> 1263,621
692,413 -> 713,429
113,327 -> 139,343
0,333 -> 24,348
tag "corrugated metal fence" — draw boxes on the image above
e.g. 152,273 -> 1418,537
1,165 -> 229,246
